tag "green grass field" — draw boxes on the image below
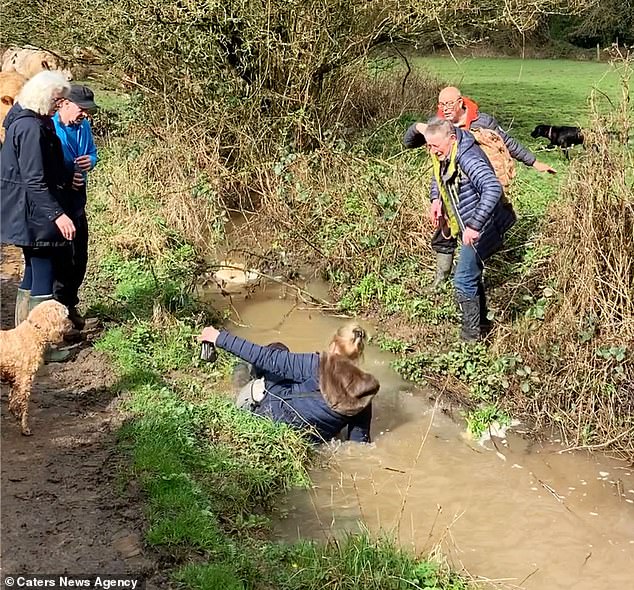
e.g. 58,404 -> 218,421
416,57 -> 624,144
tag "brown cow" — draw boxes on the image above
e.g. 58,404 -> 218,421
0,71 -> 27,142
1,47 -> 72,81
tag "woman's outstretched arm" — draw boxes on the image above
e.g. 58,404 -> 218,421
202,327 -> 319,383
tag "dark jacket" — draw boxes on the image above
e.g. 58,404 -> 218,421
217,331 -> 380,444
1,104 -> 74,247
431,128 -> 516,260
403,96 -> 536,167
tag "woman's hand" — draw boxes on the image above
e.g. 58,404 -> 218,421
200,326 -> 220,344
55,214 -> 76,240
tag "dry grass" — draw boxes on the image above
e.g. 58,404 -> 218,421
323,61 -> 442,130
91,129 -> 234,259
496,62 -> 634,457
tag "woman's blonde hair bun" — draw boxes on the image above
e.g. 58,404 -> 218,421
329,323 -> 367,361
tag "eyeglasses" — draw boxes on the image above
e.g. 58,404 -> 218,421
438,99 -> 461,109
52,97 -> 66,106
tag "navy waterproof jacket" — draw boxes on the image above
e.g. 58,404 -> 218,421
430,128 -> 516,260
1,104 -> 74,247
216,331 -> 373,443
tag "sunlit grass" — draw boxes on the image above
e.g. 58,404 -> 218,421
416,57 -> 622,141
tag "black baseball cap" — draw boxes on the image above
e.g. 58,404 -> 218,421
67,85 -> 99,112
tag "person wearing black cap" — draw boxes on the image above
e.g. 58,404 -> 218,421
52,84 -> 99,333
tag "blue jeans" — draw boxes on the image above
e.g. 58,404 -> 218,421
453,243 -> 483,298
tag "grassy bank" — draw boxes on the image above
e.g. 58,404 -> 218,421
84,124 -> 480,588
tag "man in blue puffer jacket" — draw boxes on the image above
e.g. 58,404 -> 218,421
423,116 -> 516,341
201,324 -> 379,444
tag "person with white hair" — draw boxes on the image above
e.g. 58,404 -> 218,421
422,116 -> 516,341
0,71 -> 83,360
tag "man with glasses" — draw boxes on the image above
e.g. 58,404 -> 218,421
52,85 -> 99,335
404,86 -> 555,291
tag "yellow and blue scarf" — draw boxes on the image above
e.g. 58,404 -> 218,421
431,141 -> 461,238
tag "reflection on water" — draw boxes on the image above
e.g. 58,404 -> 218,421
201,278 -> 634,590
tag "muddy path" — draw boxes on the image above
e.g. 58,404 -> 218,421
0,246 -> 162,585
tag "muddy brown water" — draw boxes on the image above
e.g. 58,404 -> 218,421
203,276 -> 634,590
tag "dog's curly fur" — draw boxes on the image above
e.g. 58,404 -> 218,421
0,300 -> 72,435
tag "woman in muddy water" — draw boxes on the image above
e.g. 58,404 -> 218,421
200,324 -> 380,444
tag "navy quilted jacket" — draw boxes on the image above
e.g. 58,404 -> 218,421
431,128 -> 516,260
1,104 -> 74,247
216,331 -> 372,443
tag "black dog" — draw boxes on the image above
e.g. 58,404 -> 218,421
531,124 -> 584,149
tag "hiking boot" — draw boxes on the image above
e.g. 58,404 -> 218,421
14,288 -> 30,327
28,294 -> 73,363
67,306 -> 86,330
477,282 -> 493,333
456,293 -> 481,342
432,253 -> 454,291
63,327 -> 83,343
68,307 -> 99,331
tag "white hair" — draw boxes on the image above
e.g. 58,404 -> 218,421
16,70 -> 70,115
425,115 -> 455,137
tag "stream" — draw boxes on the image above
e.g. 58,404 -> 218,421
202,272 -> 634,590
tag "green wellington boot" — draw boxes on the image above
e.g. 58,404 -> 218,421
14,288 -> 30,327
432,253 -> 454,291
28,294 -> 72,363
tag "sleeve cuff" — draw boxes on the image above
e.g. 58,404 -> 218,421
47,209 -> 64,222
216,330 -> 230,349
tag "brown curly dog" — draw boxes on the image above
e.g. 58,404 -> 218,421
0,300 -> 73,435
